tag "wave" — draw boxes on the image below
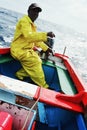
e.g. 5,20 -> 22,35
0,35 -> 5,42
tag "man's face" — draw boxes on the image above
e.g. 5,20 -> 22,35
29,8 -> 40,22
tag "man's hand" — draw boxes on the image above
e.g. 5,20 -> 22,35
46,48 -> 53,54
44,48 -> 53,60
47,32 -> 55,38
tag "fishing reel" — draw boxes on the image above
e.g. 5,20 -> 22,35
45,37 -> 54,49
41,37 -> 55,60
34,37 -> 54,61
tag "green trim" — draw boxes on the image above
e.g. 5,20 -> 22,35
56,67 -> 77,95
0,55 -> 54,66
42,60 -> 54,67
0,54 -> 13,63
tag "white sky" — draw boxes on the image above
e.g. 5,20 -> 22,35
0,0 -> 87,35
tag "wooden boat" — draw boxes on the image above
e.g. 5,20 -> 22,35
0,47 -> 87,130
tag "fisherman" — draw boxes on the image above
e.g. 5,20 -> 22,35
10,3 -> 55,89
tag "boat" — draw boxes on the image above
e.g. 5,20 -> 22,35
0,47 -> 87,130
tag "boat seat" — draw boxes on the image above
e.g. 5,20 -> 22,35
56,67 -> 77,95
0,75 -> 84,113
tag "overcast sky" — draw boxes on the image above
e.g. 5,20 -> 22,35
1,0 -> 87,35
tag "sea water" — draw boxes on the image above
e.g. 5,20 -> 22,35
0,7 -> 87,84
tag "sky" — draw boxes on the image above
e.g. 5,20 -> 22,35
0,0 -> 87,35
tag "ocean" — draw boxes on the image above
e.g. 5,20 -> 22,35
0,7 -> 87,84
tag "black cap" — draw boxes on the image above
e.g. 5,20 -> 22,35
29,3 -> 42,12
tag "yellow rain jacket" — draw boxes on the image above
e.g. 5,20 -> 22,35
10,15 -> 49,88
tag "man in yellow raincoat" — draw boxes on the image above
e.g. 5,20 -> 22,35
10,3 -> 55,89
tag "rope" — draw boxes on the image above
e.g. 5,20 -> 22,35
21,87 -> 41,130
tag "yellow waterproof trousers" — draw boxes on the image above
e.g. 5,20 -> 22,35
14,50 -> 49,88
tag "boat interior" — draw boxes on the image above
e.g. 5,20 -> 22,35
0,54 -> 86,130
